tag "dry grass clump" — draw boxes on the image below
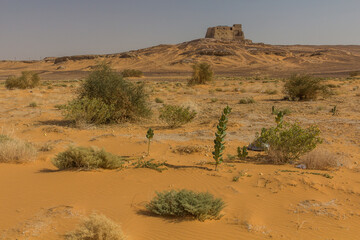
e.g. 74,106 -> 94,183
5,71 -> 40,89
52,146 -> 124,170
188,62 -> 213,85
65,213 -> 125,240
146,189 -> 225,221
0,134 -> 37,163
173,145 -> 206,154
159,104 -> 196,128
301,150 -> 340,170
121,69 -> 143,78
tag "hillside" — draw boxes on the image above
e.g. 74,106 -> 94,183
1,38 -> 360,80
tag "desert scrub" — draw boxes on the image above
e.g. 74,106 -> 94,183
5,71 -> 40,89
237,146 -> 248,160
65,213 -> 125,240
256,115 -> 322,164
159,104 -> 196,128
134,158 -> 167,172
28,102 -> 38,108
146,189 -> 225,221
283,74 -> 329,101
0,134 -> 37,163
154,97 -> 164,103
64,63 -> 151,125
238,97 -> 255,104
52,146 -> 124,170
121,69 -> 143,77
188,62 -> 213,85
300,149 -> 340,170
213,106 -> 231,170
64,97 -> 114,126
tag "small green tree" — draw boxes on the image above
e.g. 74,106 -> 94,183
188,62 -> 213,85
212,106 -> 232,170
146,128 -> 154,155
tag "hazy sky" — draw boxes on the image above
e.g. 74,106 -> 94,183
1,0 -> 360,60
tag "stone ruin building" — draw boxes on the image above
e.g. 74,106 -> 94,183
205,24 -> 251,43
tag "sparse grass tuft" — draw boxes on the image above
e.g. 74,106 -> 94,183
155,97 -> 164,103
146,189 -> 225,221
0,134 -> 37,163
134,159 -> 167,172
52,146 -> 124,170
28,102 -> 38,108
65,213 -> 125,240
239,97 -> 255,104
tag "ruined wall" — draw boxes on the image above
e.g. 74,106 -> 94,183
205,24 -> 245,42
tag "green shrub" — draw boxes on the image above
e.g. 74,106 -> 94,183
5,71 -> 40,89
52,146 -> 124,170
188,62 -> 213,85
63,97 -> 114,126
239,97 -> 255,104
146,189 -> 225,221
65,63 -> 151,124
159,104 -> 196,128
121,69 -> 143,78
283,74 -> 329,101
256,116 -> 322,164
65,213 -> 125,240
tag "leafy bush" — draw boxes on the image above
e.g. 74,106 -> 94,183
188,62 -> 213,85
5,71 -> 40,89
121,69 -> 143,78
159,104 -> 196,128
0,134 -> 37,163
65,213 -> 125,240
52,146 -> 124,170
64,97 -> 114,126
283,74 -> 329,101
256,117 -> 322,164
64,63 -> 151,124
146,189 -> 225,221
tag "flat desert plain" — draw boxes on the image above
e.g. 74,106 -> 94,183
0,71 -> 360,239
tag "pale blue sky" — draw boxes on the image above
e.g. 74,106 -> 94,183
1,0 -> 359,60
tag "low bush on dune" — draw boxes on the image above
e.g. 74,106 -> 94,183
159,104 -> 196,128
188,62 -> 213,85
5,71 -> 40,89
63,63 -> 151,125
121,69 -> 143,77
52,146 -> 124,170
255,113 -> 323,164
283,74 -> 329,101
0,134 -> 37,163
146,189 -> 225,221
300,149 -> 340,170
65,213 -> 126,240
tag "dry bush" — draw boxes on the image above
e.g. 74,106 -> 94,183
52,146 -> 124,170
159,104 -> 196,128
65,213 -> 125,240
121,69 -> 143,77
5,71 -> 40,89
301,150 -> 340,170
188,62 -> 213,85
0,134 -> 37,163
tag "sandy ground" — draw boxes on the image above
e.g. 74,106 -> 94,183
0,76 -> 360,239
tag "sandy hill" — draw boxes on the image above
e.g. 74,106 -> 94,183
1,38 -> 360,80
